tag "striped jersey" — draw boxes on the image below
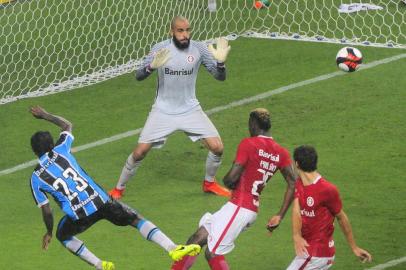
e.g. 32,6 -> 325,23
30,131 -> 109,220
141,39 -> 224,115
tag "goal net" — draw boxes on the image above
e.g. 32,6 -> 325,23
0,0 -> 404,104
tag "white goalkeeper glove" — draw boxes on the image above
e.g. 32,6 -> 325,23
149,48 -> 171,69
208,37 -> 231,63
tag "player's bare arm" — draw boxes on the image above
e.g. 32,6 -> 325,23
222,162 -> 244,190
291,198 -> 309,256
30,106 -> 72,132
278,164 -> 297,218
41,203 -> 54,250
267,164 -> 296,232
336,210 -> 372,263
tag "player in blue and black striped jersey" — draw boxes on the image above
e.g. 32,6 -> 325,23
29,106 -> 200,270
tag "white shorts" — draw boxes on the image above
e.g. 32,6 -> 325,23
286,255 -> 335,270
139,106 -> 220,147
199,202 -> 257,255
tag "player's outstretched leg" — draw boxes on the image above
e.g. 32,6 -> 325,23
57,216 -> 113,270
59,235 -> 113,270
135,219 -> 201,261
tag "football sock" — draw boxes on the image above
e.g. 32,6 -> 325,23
171,255 -> 198,270
62,237 -> 101,268
116,153 -> 142,189
205,151 -> 222,182
208,255 -> 229,270
136,219 -> 177,252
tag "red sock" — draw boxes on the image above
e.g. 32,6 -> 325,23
208,255 -> 229,270
171,255 -> 198,270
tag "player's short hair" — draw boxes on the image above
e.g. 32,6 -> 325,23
31,131 -> 54,157
250,108 -> 271,131
171,16 -> 189,30
294,145 -> 318,172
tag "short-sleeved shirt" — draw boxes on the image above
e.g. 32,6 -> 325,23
142,39 -> 220,115
295,176 -> 343,257
229,135 -> 292,212
30,131 -> 109,220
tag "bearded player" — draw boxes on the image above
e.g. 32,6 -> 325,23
109,16 -> 232,199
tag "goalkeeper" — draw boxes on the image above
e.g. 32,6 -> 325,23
109,16 -> 231,199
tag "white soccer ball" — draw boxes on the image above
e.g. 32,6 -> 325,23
336,47 -> 363,72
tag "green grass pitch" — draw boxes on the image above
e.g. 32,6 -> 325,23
0,38 -> 405,270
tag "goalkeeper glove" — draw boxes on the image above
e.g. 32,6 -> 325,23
149,48 -> 171,69
208,37 -> 231,63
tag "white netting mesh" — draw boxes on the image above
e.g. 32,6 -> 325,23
0,0 -> 404,104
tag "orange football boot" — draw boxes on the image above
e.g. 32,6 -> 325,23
202,180 -> 231,197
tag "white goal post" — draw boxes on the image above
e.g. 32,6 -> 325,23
0,0 -> 404,104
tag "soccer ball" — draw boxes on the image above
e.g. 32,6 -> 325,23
336,47 -> 363,72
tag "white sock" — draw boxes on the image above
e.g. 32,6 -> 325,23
205,151 -> 222,182
116,154 -> 142,189
136,219 -> 177,252
63,237 -> 101,267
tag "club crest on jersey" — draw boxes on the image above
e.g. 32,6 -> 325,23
187,55 -> 195,63
307,196 -> 314,207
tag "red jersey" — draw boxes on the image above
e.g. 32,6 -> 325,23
295,176 -> 343,257
230,135 -> 292,212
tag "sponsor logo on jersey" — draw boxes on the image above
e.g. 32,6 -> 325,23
328,240 -> 335,248
307,196 -> 314,207
164,67 -> 194,76
300,209 -> 315,217
35,152 -> 58,176
258,149 -> 280,162
187,55 -> 195,63
71,191 -> 99,211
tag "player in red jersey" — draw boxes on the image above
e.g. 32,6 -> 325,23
171,108 -> 297,270
287,145 -> 372,270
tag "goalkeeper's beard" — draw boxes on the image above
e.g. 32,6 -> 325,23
173,36 -> 190,50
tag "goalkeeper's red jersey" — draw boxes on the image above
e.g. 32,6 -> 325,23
295,176 -> 343,257
229,135 -> 292,212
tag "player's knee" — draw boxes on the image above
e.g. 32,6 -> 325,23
56,228 -> 69,242
132,148 -> 148,161
210,145 -> 223,156
207,139 -> 223,156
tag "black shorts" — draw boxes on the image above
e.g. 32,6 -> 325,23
56,198 -> 139,242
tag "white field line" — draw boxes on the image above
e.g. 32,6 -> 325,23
365,256 -> 406,270
1,53 -> 405,177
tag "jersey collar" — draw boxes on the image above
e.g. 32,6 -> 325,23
312,175 -> 322,184
258,135 -> 273,139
